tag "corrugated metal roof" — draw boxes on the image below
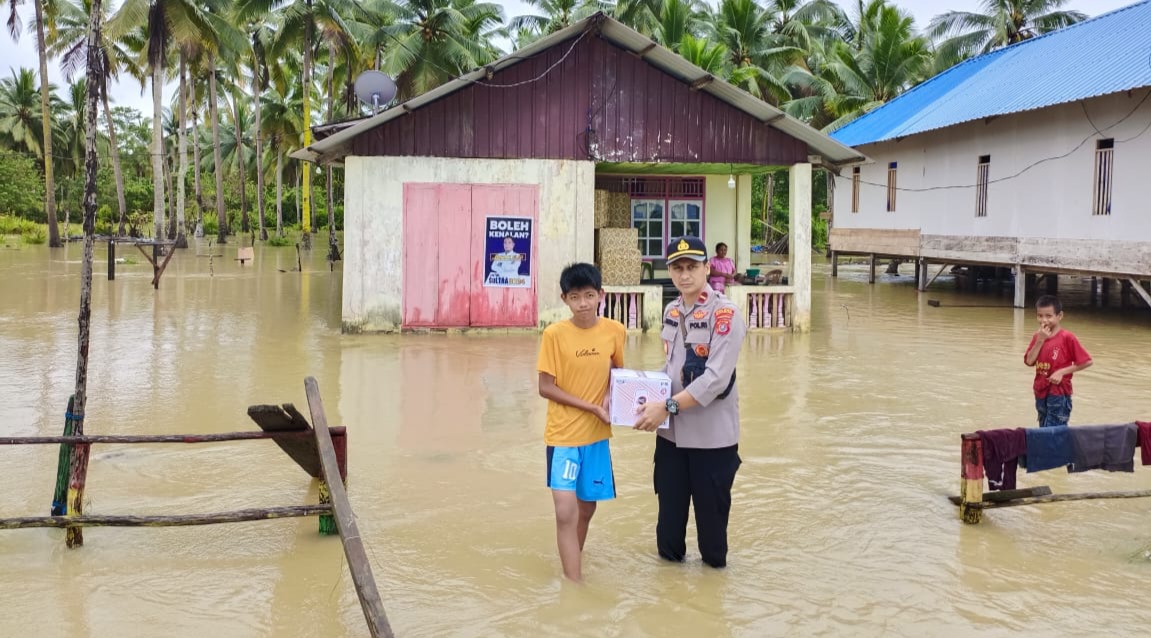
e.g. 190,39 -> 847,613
831,0 -> 1151,147
293,13 -> 866,166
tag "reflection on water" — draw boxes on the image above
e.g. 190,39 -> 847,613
2,244 -> 1150,637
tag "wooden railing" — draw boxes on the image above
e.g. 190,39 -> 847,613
741,289 -> 792,330
599,290 -> 644,329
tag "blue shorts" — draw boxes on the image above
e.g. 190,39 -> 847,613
1036,394 -> 1072,427
546,439 -> 616,502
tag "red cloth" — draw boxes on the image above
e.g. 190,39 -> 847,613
1138,421 -> 1151,466
1024,329 -> 1091,398
976,428 -> 1028,491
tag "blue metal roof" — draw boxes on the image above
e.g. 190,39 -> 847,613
831,0 -> 1151,147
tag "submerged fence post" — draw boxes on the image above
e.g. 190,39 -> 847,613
960,434 -> 984,524
51,396 -> 77,516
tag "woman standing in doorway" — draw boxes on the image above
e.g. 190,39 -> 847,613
708,242 -> 739,293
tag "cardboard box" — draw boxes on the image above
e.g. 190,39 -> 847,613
609,369 -> 672,429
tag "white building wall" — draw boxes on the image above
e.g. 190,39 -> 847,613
342,156 -> 596,332
834,89 -> 1151,242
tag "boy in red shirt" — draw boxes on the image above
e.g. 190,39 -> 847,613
1024,295 -> 1093,427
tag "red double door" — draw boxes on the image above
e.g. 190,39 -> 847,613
402,183 -> 539,329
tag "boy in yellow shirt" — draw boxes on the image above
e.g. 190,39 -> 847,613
537,263 -> 626,582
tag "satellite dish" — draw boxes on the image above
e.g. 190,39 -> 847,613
354,70 -> 397,116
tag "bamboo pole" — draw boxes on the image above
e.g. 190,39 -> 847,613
305,377 -> 393,638
1,427 -> 345,446
0,505 -> 332,530
66,2 -> 105,548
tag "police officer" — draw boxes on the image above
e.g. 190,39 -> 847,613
636,236 -> 746,568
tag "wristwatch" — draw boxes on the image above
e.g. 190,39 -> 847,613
665,398 -> 680,415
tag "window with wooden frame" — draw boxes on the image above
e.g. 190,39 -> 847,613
1093,139 -> 1114,216
851,167 -> 860,213
886,162 -> 898,212
595,176 -> 706,259
975,155 -> 990,217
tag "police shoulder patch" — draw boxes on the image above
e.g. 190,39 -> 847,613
716,320 -> 732,336
714,307 -> 735,321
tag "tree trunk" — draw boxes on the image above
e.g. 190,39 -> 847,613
208,54 -> 227,244
164,139 -> 176,239
175,55 -> 188,248
69,0 -> 105,548
151,59 -> 166,240
326,44 -> 339,262
35,0 -> 61,247
275,147 -> 283,237
101,92 -> 128,237
234,95 -> 249,235
253,59 -> 267,241
301,3 -> 313,248
191,83 -> 205,229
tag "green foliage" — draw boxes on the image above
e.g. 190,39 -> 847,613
0,214 -> 42,235
23,226 -> 47,244
265,234 -> 294,247
0,150 -> 46,219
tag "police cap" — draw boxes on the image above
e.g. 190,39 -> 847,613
666,236 -> 708,264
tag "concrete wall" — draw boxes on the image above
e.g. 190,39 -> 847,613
701,174 -> 753,271
833,89 -> 1151,241
342,156 -> 596,332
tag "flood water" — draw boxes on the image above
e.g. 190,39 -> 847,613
2,242 -> 1150,637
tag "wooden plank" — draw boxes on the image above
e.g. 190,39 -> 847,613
1,427 -> 345,446
0,505 -> 332,530
948,486 -> 1052,506
978,489 -> 1151,510
247,404 -> 322,477
305,377 -> 393,638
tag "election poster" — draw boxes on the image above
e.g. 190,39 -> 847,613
483,216 -> 532,288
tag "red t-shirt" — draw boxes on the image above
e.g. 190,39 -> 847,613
1024,329 -> 1091,398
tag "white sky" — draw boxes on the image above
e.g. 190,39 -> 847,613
0,0 -> 1132,114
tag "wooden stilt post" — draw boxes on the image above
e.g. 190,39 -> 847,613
960,434 -> 984,524
917,259 -> 928,291
1121,279 -> 1132,308
830,251 -> 838,278
1048,273 -> 1059,296
107,240 -> 115,281
1090,277 -> 1098,306
152,243 -> 160,289
868,254 -> 876,284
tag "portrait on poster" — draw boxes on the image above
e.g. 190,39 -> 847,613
484,216 -> 532,288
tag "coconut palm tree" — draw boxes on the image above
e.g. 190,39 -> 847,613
928,0 -> 1086,72
508,0 -> 603,42
5,0 -> 63,245
109,0 -> 214,242
49,0 -> 145,236
261,74 -> 303,238
0,68 -> 48,158
792,0 -> 930,132
649,0 -> 705,52
708,0 -> 799,104
375,0 -> 505,100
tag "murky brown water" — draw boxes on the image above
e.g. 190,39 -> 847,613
2,242 -> 1150,637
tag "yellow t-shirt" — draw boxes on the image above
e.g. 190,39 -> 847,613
537,318 -> 626,447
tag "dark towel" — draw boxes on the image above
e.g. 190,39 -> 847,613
1068,423 -> 1138,473
1137,421 -> 1151,466
1024,425 -> 1072,473
977,428 -> 1027,491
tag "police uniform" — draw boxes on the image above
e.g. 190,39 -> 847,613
655,237 -> 747,568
